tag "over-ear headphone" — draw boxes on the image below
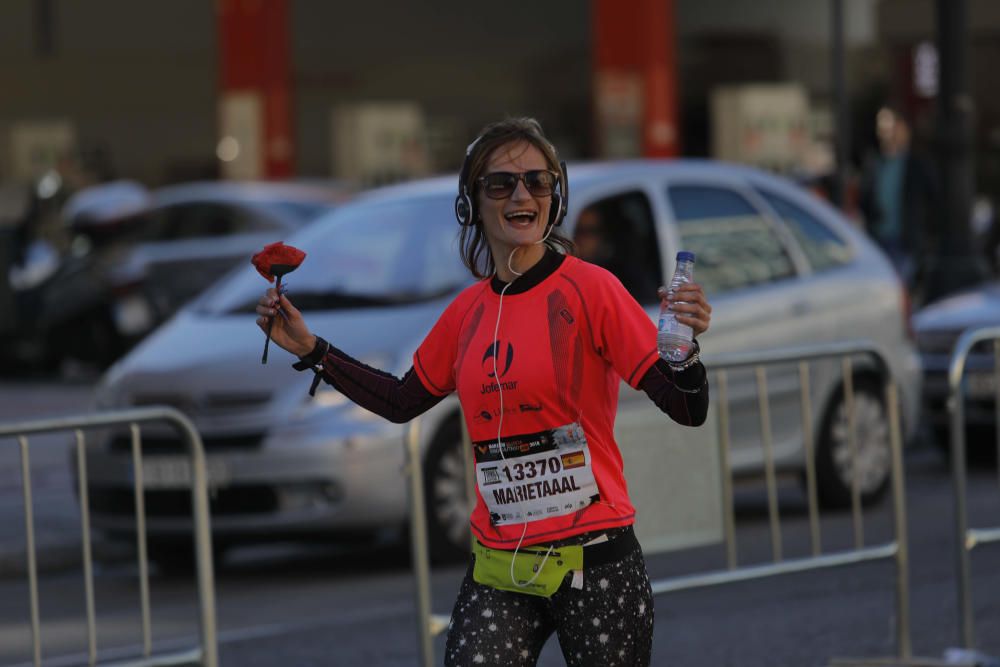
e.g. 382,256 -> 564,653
549,160 -> 568,228
455,136 -> 569,228
454,137 -> 480,227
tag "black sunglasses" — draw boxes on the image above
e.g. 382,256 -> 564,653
477,170 -> 558,199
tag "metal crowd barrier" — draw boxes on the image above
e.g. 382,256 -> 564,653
404,340 -> 912,666
648,341 -> 911,661
0,407 -> 218,667
946,325 -> 1000,651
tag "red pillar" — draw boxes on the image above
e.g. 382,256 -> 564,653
217,0 -> 294,179
593,0 -> 680,158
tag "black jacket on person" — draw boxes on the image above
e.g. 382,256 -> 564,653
859,149 -> 941,276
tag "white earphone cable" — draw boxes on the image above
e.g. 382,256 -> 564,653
492,214 -> 560,587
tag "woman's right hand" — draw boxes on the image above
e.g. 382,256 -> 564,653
256,287 -> 316,358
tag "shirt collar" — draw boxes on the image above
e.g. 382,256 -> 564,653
490,249 -> 567,295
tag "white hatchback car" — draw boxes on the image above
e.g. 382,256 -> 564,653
82,161 -> 922,565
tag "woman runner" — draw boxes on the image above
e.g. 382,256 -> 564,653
255,117 -> 712,666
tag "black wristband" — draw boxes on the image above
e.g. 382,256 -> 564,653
292,336 -> 329,371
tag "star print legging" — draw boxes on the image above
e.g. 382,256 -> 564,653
443,545 -> 653,666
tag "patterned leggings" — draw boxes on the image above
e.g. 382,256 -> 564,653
443,543 -> 653,666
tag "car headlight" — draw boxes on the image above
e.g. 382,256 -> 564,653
112,293 -> 155,336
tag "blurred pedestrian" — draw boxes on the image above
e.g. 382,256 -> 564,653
255,117 -> 713,666
573,203 -> 660,302
573,205 -> 612,266
859,104 -> 940,301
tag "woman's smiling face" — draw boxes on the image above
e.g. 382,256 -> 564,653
477,140 -> 553,271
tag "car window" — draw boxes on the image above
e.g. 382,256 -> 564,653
198,194 -> 470,314
162,203 -> 252,238
667,184 -> 796,294
573,191 -> 662,303
755,188 -> 852,272
259,201 -> 330,225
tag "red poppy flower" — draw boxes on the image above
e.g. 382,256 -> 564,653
251,242 -> 306,283
252,242 -> 306,364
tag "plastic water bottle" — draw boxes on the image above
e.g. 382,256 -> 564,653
657,251 -> 696,362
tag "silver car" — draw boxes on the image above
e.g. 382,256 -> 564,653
101,180 -> 353,347
83,161 -> 922,565
4,180 -> 350,371
913,281 -> 1000,448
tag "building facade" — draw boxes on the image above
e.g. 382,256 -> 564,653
1,0 -> 903,188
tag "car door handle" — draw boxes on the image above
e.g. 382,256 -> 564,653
791,301 -> 811,316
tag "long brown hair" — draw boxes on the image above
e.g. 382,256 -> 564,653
458,117 -> 574,279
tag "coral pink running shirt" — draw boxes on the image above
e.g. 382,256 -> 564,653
413,255 -> 659,549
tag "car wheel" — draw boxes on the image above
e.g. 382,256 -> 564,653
815,380 -> 892,509
423,418 -> 474,563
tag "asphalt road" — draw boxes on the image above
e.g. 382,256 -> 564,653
0,378 -> 998,666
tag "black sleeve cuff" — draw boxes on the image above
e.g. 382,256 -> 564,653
671,359 -> 707,390
292,336 -> 330,371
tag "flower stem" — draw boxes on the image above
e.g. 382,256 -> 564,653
261,276 -> 282,364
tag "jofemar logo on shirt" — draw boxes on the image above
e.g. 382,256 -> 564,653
481,340 -> 518,394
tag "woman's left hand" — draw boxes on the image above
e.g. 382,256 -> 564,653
658,283 -> 712,337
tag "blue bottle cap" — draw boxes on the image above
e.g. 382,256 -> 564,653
676,251 -> 695,262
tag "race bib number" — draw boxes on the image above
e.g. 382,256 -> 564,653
474,423 -> 599,526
